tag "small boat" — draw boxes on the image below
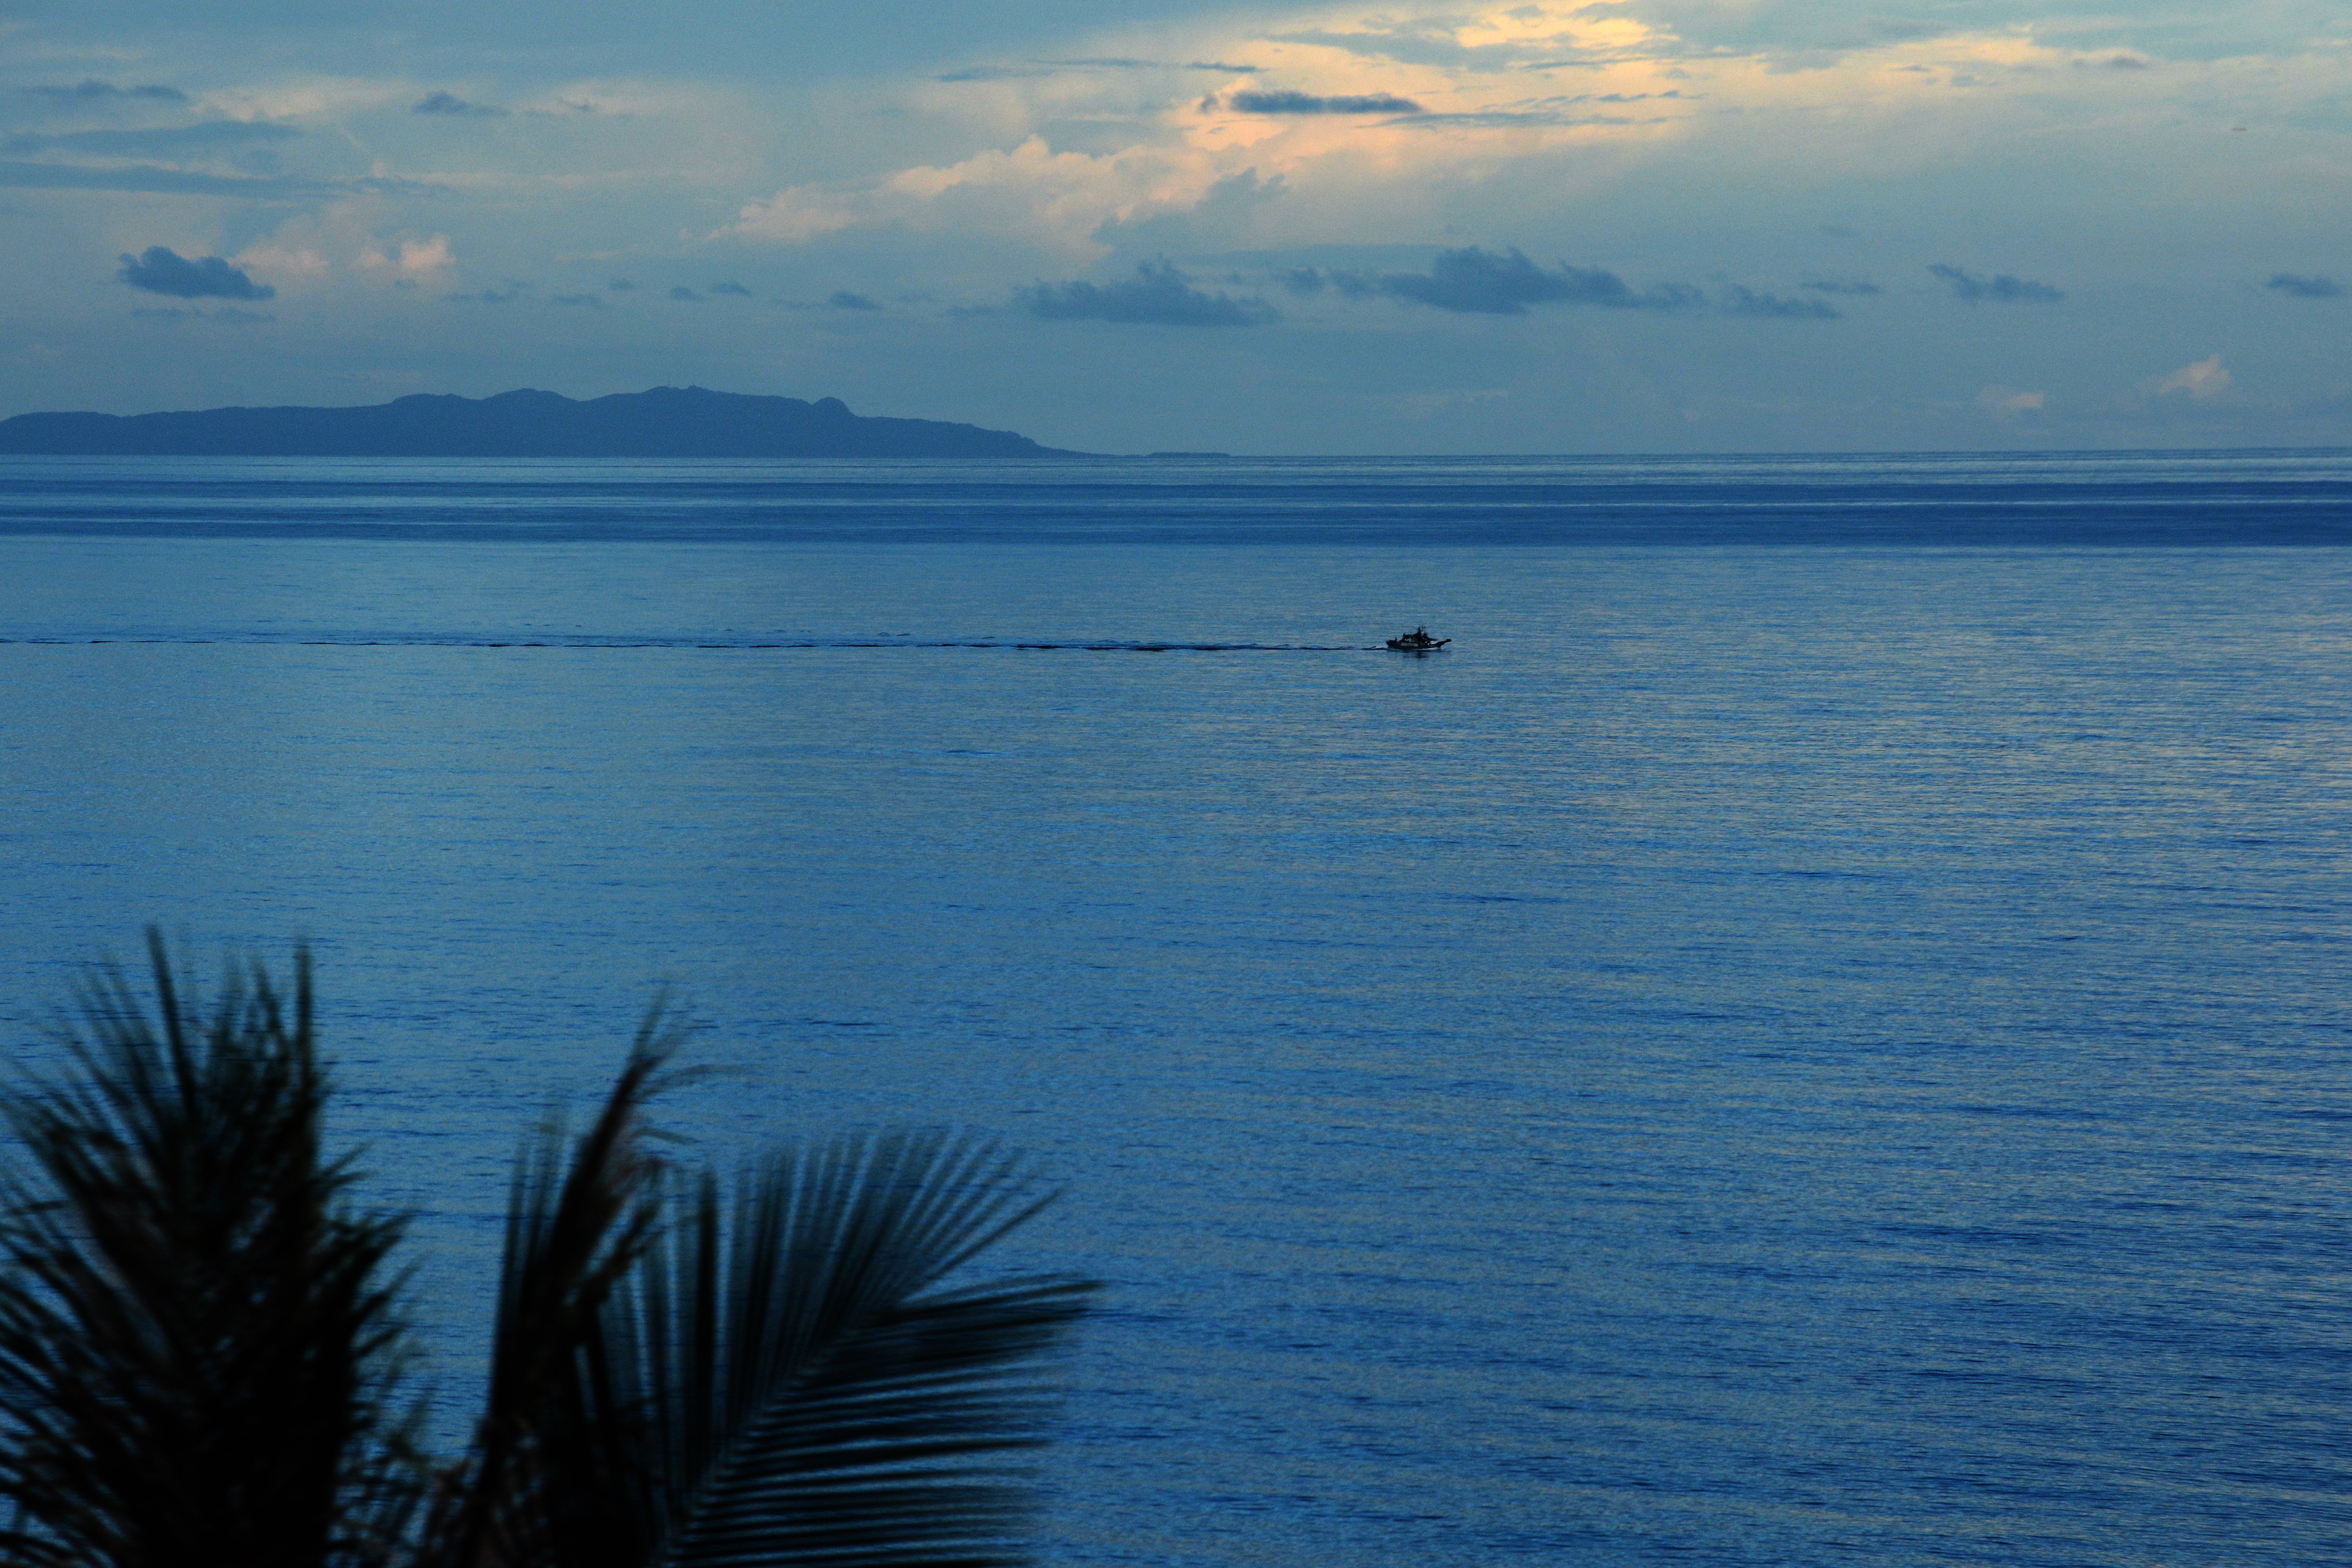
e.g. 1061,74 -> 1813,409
1386,626 -> 1450,651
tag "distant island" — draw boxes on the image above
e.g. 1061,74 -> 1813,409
0,387 -> 1080,458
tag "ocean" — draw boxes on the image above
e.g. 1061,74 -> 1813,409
1,451 -> 2347,1565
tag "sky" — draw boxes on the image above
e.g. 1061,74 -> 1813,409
3,0 -> 2349,452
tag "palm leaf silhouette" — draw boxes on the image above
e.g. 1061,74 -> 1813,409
419,1048 -> 1094,1568
549,1136 -> 1095,1568
0,941 -> 1094,1568
419,1009 -> 686,1568
0,934 -> 419,1568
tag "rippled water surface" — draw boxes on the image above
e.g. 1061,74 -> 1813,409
1,453 -> 2347,1566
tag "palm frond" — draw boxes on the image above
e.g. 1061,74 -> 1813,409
0,933 -> 421,1568
542,1132 -> 1096,1568
420,1006 -> 691,1568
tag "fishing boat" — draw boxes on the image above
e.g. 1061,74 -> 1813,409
1386,626 -> 1450,651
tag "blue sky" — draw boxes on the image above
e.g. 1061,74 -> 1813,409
4,0 -> 2349,451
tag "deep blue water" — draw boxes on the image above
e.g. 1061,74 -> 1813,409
1,452 -> 2347,1566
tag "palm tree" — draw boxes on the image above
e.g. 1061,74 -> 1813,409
0,938 -> 1093,1568
0,935 -> 419,1568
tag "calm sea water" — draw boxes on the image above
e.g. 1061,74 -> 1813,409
1,452 -> 2348,1566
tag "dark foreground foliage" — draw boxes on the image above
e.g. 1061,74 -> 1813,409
0,935 -> 1093,1568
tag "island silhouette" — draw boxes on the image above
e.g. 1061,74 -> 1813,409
0,386 -> 1082,458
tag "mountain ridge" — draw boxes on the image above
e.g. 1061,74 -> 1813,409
0,386 -> 1082,458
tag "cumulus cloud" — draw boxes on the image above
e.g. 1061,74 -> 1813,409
2153,354 -> 2230,400
1018,261 -> 1277,325
709,280 -> 751,296
1364,247 -> 1698,315
354,234 -> 453,282
1220,89 -> 1424,114
117,246 -> 276,300
210,209 -> 452,294
1263,0 -> 1731,75
1802,278 -> 1879,295
726,136 -> 1222,258
25,80 -> 185,103
739,1 -> 2132,271
414,90 -> 507,117
1094,168 -> 1285,255
1930,263 -> 2063,303
2264,273 -> 2342,298
828,290 -> 882,310
669,285 -> 703,301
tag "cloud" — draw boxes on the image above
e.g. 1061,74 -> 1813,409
1802,278 -> 1879,295
1094,168 -> 1285,255
131,305 -> 274,324
1979,386 -> 2045,418
1535,5 -> 1946,65
1018,261 -> 1277,326
6,122 -> 300,157
937,58 -> 1260,82
828,290 -> 882,310
709,280 -> 751,296
117,246 -> 276,300
1399,109 -> 1639,128
414,90 -> 507,118
201,211 -> 452,295
1930,263 -> 2063,303
1067,57 -> 1260,72
1718,286 -> 1838,319
1274,23 -> 1551,72
726,137 -> 1221,258
0,160 -> 362,198
1301,251 -> 1824,318
669,285 -> 702,301
1394,88 -> 1685,129
552,293 -> 602,305
353,234 -> 453,283
609,279 -> 637,291
2264,273 -> 2343,298
1367,247 -> 1697,315
25,80 -> 185,103
1220,90 -> 1424,114
2153,354 -> 2230,400
936,66 -> 1058,83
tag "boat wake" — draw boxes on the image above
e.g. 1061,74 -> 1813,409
0,633 -> 1388,653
